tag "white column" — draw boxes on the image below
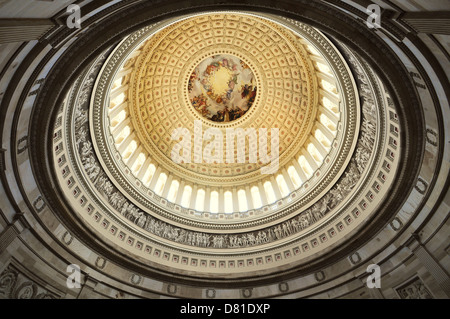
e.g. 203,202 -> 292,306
126,145 -> 143,169
112,117 -> 131,138
302,149 -> 319,171
175,180 -> 186,205
258,182 -> 268,206
109,101 -> 128,118
161,174 -> 173,198
311,136 -> 328,159
115,67 -> 133,79
218,188 -> 225,213
270,176 -> 282,199
189,185 -> 198,209
316,122 -> 335,142
110,84 -> 129,100
317,72 -> 336,86
137,157 -> 152,180
281,168 -> 295,193
117,132 -> 136,154
320,106 -> 339,125
232,188 -> 239,212
309,55 -> 326,64
245,186 -> 253,210
320,88 -> 340,105
148,167 -> 162,190
292,158 -> 308,183
204,187 -> 211,211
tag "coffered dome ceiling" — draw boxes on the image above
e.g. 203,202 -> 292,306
100,13 -> 352,187
3,0 -> 448,300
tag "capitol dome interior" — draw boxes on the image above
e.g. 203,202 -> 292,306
0,0 -> 448,300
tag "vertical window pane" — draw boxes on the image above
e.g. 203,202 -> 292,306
298,155 -> 313,178
195,189 -> 205,211
224,191 -> 233,214
276,175 -> 289,197
167,180 -> 179,203
154,172 -> 167,195
238,189 -> 248,212
210,191 -> 219,213
264,181 -> 276,204
181,185 -> 192,208
251,186 -> 262,208
288,166 -> 302,189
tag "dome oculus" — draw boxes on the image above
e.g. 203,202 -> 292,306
188,54 -> 257,122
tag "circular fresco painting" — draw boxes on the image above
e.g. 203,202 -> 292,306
188,54 -> 257,122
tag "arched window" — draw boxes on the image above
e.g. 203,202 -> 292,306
195,188 -> 205,211
320,114 -> 337,131
110,109 -> 127,127
315,129 -> 331,149
298,155 -> 313,178
276,174 -> 290,197
320,79 -> 337,95
111,92 -> 125,107
316,62 -> 331,75
131,153 -> 146,174
122,140 -> 137,160
307,44 -> 320,56
180,185 -> 192,208
210,191 -> 219,213
115,126 -> 130,144
288,166 -> 302,189
251,186 -> 262,209
264,181 -> 276,204
153,172 -> 167,196
238,189 -> 248,212
322,96 -> 338,113
112,77 -> 123,90
307,143 -> 323,164
167,180 -> 179,203
143,163 -> 156,187
224,191 -> 233,214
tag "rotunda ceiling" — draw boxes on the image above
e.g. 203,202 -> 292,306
50,11 -> 400,282
7,0 -> 439,297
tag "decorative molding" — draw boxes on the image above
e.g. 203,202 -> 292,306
95,257 -> 106,269
130,274 -> 142,285
242,288 -> 253,298
278,282 -> 289,293
389,217 -> 403,231
314,271 -> 325,282
32,195 -> 46,213
61,231 -> 73,245
0,264 -> 60,299
205,288 -> 216,298
349,252 -> 362,265
395,276 -> 434,299
167,283 -> 177,295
